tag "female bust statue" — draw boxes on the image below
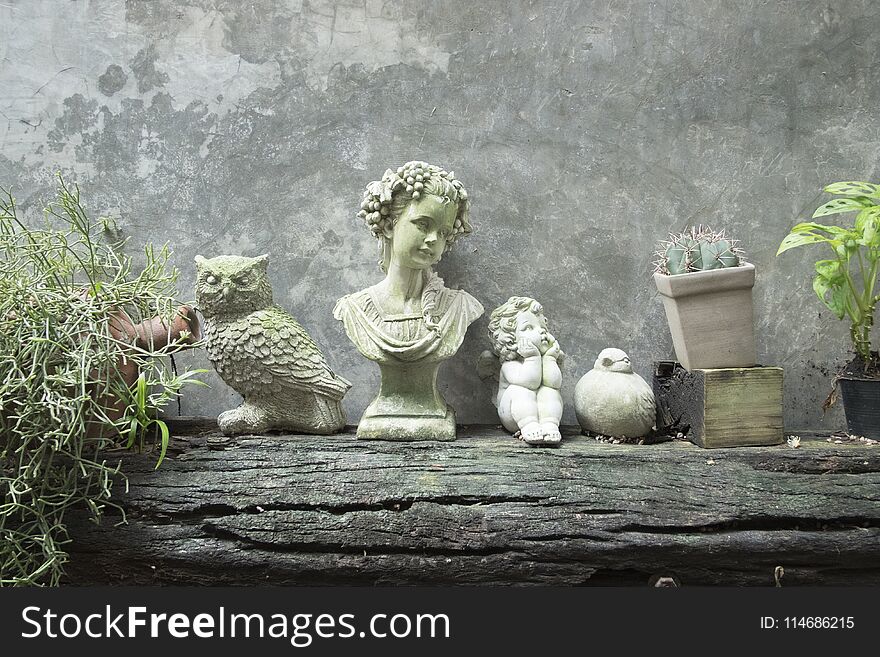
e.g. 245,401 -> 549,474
334,161 -> 483,440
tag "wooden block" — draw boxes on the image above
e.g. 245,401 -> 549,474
653,361 -> 784,448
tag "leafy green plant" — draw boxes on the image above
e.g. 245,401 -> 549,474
653,225 -> 745,275
0,176 -> 203,586
125,370 -> 203,469
777,181 -> 880,367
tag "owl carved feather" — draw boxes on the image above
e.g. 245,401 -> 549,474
196,253 -> 350,435
205,306 -> 350,399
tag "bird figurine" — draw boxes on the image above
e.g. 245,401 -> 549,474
574,348 -> 656,438
195,253 -> 351,435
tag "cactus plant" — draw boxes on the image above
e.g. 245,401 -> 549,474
652,225 -> 756,370
654,226 -> 745,275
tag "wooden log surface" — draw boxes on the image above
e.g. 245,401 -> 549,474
64,420 -> 880,586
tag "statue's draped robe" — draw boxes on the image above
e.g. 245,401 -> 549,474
334,275 -> 483,365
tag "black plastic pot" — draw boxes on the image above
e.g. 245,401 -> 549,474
839,377 -> 880,439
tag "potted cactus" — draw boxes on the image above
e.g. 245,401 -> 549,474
653,226 -> 756,370
777,181 -> 880,439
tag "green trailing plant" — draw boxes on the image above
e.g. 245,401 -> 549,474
777,181 -> 880,368
653,225 -> 745,275
0,176 -> 204,586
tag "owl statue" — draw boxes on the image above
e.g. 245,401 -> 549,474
195,254 -> 351,435
574,348 -> 656,438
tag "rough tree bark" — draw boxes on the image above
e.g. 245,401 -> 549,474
64,421 -> 880,586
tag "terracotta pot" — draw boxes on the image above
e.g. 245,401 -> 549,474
108,305 -> 200,353
653,263 -> 757,371
98,305 -> 201,424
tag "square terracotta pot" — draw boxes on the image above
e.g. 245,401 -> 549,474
653,263 -> 757,371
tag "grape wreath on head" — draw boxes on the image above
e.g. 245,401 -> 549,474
356,160 -> 472,244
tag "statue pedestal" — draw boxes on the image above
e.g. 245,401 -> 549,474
356,361 -> 457,441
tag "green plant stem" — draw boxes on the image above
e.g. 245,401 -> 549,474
1,176 -> 203,586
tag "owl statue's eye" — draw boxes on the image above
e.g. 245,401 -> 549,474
206,275 -> 218,285
238,277 -> 249,286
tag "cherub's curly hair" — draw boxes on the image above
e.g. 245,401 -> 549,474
487,296 -> 547,362
356,161 -> 472,272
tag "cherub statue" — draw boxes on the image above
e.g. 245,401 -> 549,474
334,161 -> 483,441
479,297 -> 564,445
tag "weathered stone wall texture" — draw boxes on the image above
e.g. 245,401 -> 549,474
2,1 -> 878,429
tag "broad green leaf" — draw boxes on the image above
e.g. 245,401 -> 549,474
788,221 -> 825,233
856,206 -> 880,245
788,222 -> 852,238
828,287 -> 849,320
823,181 -> 880,198
812,197 -> 874,218
813,274 -> 846,319
777,230 -> 833,255
814,259 -> 842,280
855,205 -> 880,229
812,274 -> 830,306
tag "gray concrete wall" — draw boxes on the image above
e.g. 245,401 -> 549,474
2,0 -> 878,430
